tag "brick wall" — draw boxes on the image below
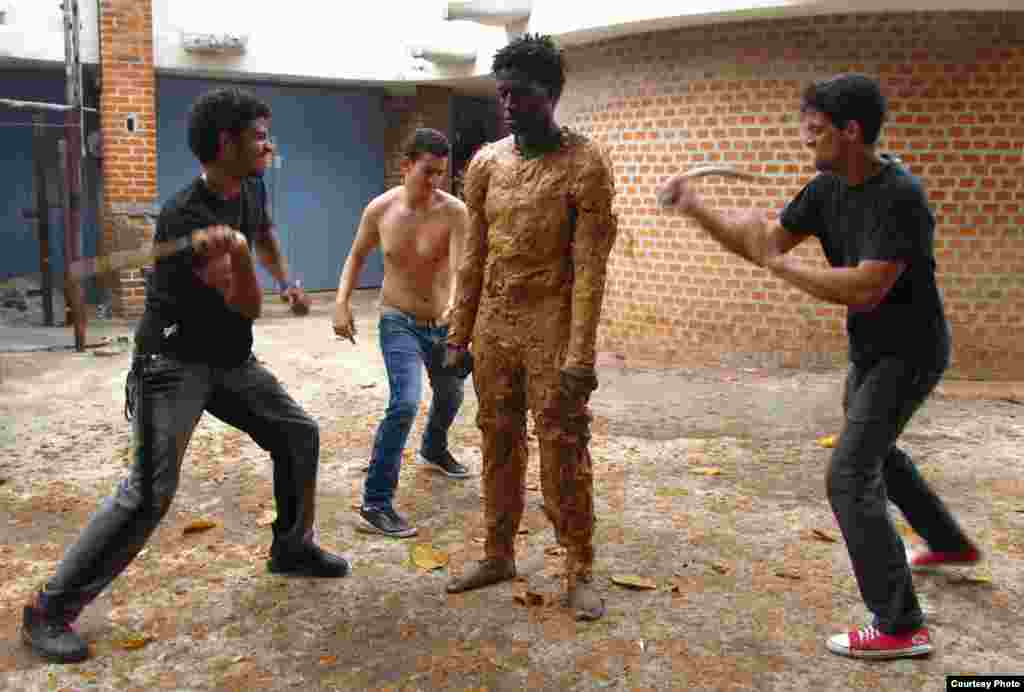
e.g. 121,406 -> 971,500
383,85 -> 454,192
99,0 -> 156,318
557,11 -> 1024,379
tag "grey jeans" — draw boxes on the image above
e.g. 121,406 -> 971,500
827,357 -> 973,634
41,353 -> 319,617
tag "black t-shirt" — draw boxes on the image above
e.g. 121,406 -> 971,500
134,176 -> 271,368
779,156 -> 950,368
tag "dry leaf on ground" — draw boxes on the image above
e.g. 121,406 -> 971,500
410,544 -> 449,571
817,434 -> 837,448
115,634 -> 154,650
811,528 -> 838,543
255,510 -> 276,527
690,467 -> 722,476
611,574 -> 658,590
774,569 -> 802,580
182,519 -> 218,534
544,545 -> 566,557
318,655 -> 338,666
513,590 -> 546,607
711,563 -> 729,575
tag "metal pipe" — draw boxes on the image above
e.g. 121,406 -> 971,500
443,0 -> 532,25
0,98 -> 98,113
410,47 -> 478,64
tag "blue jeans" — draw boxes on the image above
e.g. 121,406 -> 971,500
363,308 -> 466,510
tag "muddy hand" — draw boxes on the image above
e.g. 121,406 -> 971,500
559,366 -> 598,401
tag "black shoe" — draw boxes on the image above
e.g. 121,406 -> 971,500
22,601 -> 89,663
417,451 -> 471,479
267,542 -> 351,578
358,506 -> 418,538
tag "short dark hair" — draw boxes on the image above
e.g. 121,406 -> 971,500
403,128 -> 450,161
492,33 -> 565,102
187,87 -> 271,164
801,74 -> 887,146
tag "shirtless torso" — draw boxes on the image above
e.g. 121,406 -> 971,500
375,187 -> 463,321
333,174 -> 468,341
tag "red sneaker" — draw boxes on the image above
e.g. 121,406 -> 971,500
907,545 -> 980,572
827,624 -> 933,659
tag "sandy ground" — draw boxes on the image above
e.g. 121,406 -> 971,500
0,289 -> 1021,692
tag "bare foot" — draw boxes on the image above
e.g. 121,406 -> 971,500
565,579 -> 605,621
446,558 -> 516,594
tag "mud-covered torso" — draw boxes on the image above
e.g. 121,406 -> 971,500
475,130 -> 590,305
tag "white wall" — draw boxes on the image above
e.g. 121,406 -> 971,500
152,0 -> 506,82
0,0 -> 505,83
0,0 -> 99,63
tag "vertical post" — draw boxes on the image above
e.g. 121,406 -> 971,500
62,0 -> 87,350
33,116 -> 55,327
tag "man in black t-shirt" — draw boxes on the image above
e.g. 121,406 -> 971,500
22,88 -> 349,665
659,74 -> 979,660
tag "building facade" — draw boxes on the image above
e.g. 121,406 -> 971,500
2,1 -> 1022,378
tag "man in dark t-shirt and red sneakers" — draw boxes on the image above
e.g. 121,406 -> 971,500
659,74 -> 980,660
22,88 -> 349,664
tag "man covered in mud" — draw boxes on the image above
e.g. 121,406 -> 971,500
443,34 -> 618,621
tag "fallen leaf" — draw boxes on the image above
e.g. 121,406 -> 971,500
513,591 -> 545,606
690,467 -> 722,476
116,634 -> 154,650
472,537 -> 486,544
544,545 -> 566,556
811,528 -> 838,543
711,563 -> 729,575
947,572 -> 993,585
182,519 -> 218,534
817,434 -> 837,448
318,655 -> 338,666
774,569 -> 802,580
611,574 -> 658,590
255,510 -> 276,527
410,544 -> 449,571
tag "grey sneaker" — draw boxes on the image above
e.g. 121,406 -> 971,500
22,599 -> 89,663
418,451 -> 471,478
358,506 -> 418,538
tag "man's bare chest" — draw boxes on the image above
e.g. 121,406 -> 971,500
379,207 -> 450,265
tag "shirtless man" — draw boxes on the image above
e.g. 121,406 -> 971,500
333,128 -> 471,538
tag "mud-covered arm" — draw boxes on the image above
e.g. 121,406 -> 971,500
564,144 -> 618,372
447,151 -> 490,347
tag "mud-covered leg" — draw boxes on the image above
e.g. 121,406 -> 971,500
447,340 -> 525,593
537,388 -> 603,621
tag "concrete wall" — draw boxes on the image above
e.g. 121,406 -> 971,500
556,11 -> 1024,379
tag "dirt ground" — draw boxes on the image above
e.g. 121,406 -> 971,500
1,289 -> 1021,692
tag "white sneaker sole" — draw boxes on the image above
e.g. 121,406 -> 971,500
417,453 -> 471,478
826,637 -> 933,659
356,515 -> 418,539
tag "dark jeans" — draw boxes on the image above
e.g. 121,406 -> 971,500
363,308 -> 465,510
42,352 -> 319,616
828,357 -> 973,634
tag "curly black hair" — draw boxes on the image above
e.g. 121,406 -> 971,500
187,87 -> 271,164
492,33 -> 566,102
801,74 -> 887,146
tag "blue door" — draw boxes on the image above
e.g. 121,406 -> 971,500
156,77 -> 386,291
